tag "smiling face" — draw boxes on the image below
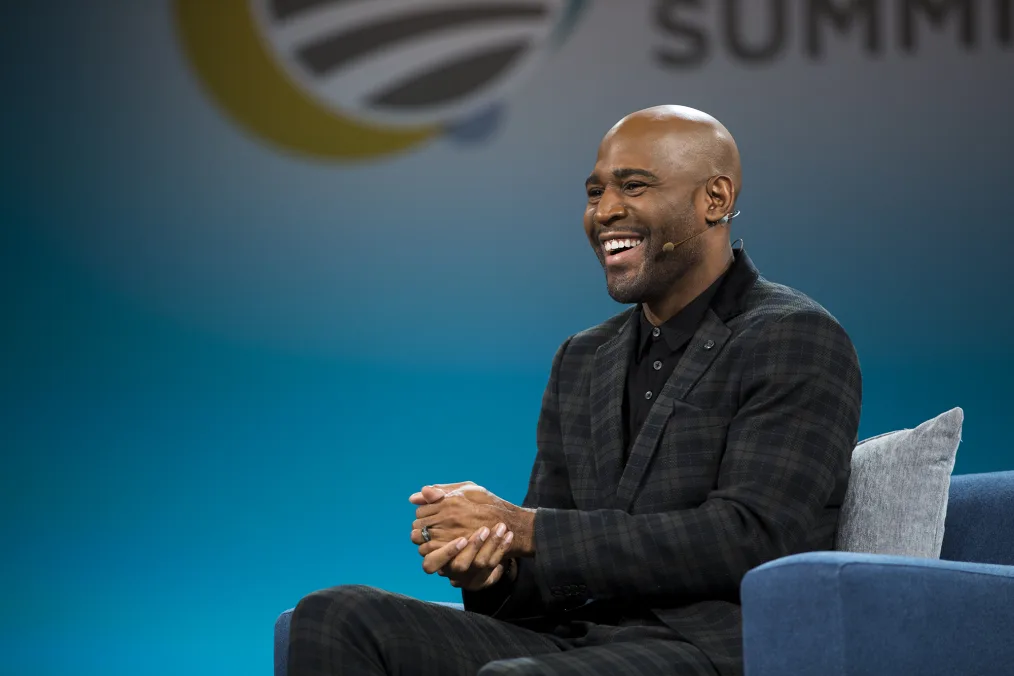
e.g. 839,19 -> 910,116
583,122 -> 706,305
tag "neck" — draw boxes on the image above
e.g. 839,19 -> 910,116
642,246 -> 733,325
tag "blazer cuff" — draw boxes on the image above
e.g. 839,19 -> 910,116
533,507 -> 592,610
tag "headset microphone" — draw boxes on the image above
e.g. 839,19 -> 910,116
661,210 -> 741,253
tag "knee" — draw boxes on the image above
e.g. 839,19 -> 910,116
290,584 -> 391,633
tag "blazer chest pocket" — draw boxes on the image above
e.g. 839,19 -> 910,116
654,400 -> 731,481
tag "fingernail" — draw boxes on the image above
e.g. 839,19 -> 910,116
504,532 -> 514,544
495,523 -> 506,538
479,527 -> 490,542
456,538 -> 467,550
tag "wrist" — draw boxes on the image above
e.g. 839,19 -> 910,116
508,507 -> 537,557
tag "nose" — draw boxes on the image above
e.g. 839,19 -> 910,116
594,187 -> 627,227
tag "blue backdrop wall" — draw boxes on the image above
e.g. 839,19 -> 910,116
3,1 -> 1013,674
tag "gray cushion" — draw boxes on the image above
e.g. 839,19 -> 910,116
835,407 -> 963,558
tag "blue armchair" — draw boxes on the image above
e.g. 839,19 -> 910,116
275,471 -> 1014,676
741,470 -> 1014,675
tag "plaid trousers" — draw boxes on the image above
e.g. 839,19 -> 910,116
287,585 -> 720,676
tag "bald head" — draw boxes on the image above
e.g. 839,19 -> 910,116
603,105 -> 742,200
583,105 -> 742,318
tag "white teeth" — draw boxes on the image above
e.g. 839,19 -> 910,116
604,238 -> 643,252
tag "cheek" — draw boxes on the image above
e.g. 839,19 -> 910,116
657,202 -> 696,235
582,209 -> 597,240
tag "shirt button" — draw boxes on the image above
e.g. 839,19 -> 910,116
704,340 -> 715,350
651,327 -> 661,338
653,360 -> 663,370
645,391 -> 653,400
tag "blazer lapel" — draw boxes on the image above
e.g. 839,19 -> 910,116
614,308 -> 733,512
589,309 -> 639,506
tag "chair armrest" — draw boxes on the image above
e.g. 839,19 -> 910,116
275,610 -> 293,676
741,551 -> 1014,676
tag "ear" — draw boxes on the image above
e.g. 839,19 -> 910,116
704,175 -> 735,224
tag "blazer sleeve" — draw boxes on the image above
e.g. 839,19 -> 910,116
461,336 -> 577,618
529,310 -> 862,611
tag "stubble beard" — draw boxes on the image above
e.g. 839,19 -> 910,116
605,243 -> 698,305
604,206 -> 701,306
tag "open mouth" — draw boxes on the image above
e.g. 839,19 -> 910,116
603,237 -> 644,257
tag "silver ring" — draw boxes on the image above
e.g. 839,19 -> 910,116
421,526 -> 431,543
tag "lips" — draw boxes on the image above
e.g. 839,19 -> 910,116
599,234 -> 646,268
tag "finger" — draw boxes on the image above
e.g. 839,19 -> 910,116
420,486 -> 447,504
473,522 -> 507,569
417,540 -> 445,557
415,501 -> 451,519
410,482 -> 475,506
497,531 -> 515,570
431,481 -> 475,492
413,523 -> 453,554
422,537 -> 468,575
457,559 -> 505,593
482,562 -> 506,588
411,517 -> 438,531
410,528 -> 429,546
480,528 -> 513,572
446,526 -> 488,575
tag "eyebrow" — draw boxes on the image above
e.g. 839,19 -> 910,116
584,168 -> 660,188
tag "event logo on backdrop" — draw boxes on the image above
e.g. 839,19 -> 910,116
177,0 -> 1007,163
651,0 -> 1009,66
175,0 -> 587,161
78,0 -> 1009,366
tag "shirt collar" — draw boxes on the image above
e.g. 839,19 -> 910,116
638,269 -> 728,355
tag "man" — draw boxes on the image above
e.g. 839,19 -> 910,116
287,105 -> 862,676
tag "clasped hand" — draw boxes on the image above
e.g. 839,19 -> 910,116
409,482 -> 516,591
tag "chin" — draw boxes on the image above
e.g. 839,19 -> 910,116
605,275 -> 647,305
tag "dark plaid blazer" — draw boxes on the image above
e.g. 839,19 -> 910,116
464,249 -> 862,676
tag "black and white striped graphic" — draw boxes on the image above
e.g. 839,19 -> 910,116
252,0 -> 566,127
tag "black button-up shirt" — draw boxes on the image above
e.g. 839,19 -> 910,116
623,272 -> 728,459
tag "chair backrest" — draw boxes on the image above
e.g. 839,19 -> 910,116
939,471 -> 1014,566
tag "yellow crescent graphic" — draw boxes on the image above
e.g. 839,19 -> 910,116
173,0 -> 439,160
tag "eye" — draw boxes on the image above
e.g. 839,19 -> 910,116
623,181 -> 647,194
586,187 -> 603,200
